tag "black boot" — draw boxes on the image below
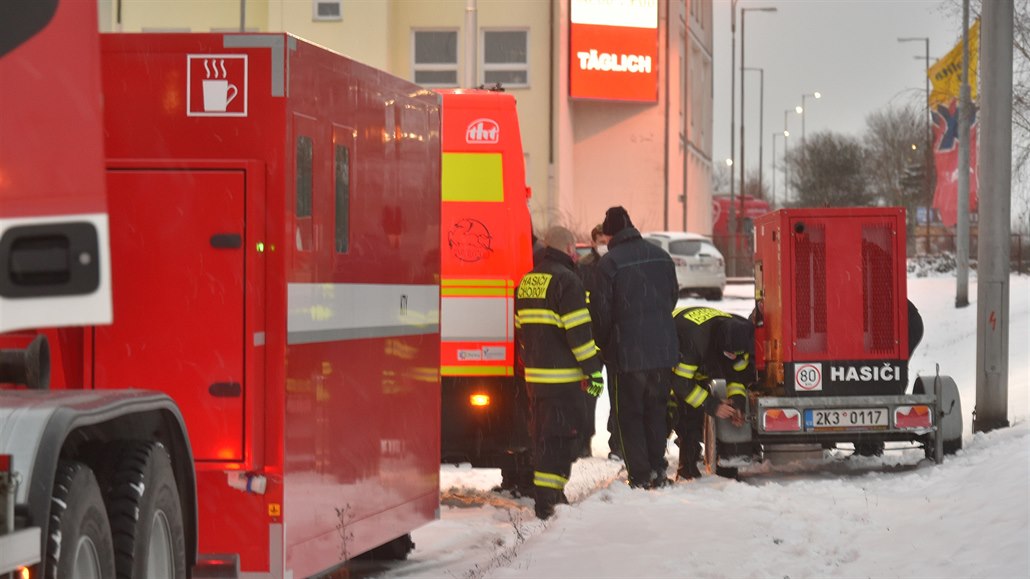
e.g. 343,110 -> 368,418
677,437 -> 703,480
534,487 -> 564,520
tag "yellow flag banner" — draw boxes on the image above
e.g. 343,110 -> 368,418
928,19 -> 980,107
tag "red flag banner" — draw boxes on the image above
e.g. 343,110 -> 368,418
931,101 -> 978,227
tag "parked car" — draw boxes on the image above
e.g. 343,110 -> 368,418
642,231 -> 726,300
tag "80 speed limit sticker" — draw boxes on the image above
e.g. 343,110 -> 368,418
794,363 -> 823,391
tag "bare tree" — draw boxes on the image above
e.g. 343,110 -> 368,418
864,103 -> 926,216
787,131 -> 874,208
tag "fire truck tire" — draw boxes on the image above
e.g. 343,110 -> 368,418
355,534 -> 415,561
103,441 -> 187,579
46,460 -> 116,579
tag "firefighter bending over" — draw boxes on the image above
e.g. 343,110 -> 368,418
515,225 -> 604,519
670,306 -> 752,480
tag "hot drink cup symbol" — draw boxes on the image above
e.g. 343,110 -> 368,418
202,79 -> 237,112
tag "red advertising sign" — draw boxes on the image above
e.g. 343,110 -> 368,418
569,0 -> 658,102
931,101 -> 978,227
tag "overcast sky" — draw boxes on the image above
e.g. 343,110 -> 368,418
712,0 -> 964,192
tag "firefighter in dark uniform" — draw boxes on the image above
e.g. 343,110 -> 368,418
515,226 -> 604,519
670,306 -> 752,479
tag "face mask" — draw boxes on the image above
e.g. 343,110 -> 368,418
596,244 -> 608,256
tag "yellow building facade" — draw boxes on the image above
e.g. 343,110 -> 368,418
99,0 -> 713,238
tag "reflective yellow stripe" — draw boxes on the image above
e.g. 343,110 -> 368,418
727,382 -> 747,398
572,340 -> 598,362
442,278 -> 509,287
673,362 -> 697,379
525,367 -> 585,383
441,287 -> 511,296
441,365 -> 513,377
516,308 -> 563,327
442,152 -> 503,202
533,471 -> 568,490
561,307 -> 591,329
685,384 -> 709,408
732,353 -> 750,372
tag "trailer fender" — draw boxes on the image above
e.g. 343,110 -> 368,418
913,374 -> 963,452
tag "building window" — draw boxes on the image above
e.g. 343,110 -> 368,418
313,0 -> 342,21
483,30 -> 528,87
413,30 -> 458,87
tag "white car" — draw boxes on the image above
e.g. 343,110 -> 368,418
643,231 -> 726,300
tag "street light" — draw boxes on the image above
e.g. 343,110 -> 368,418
800,91 -> 821,151
735,5 -> 776,276
771,131 -> 785,208
745,67 -> 765,196
898,36 -> 932,236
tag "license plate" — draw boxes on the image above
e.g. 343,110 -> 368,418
804,408 -> 888,431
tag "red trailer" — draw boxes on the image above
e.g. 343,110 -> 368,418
1,16 -> 442,579
706,208 -> 963,475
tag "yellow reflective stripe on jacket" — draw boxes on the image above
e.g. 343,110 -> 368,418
727,382 -> 747,398
561,307 -> 591,330
732,353 -> 750,372
525,367 -> 585,383
685,384 -> 709,408
673,362 -> 697,379
572,339 -> 598,362
533,471 -> 569,490
515,308 -> 563,327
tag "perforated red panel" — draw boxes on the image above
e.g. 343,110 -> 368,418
862,224 -> 896,354
793,223 -> 827,355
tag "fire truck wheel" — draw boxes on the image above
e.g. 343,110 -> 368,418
104,441 -> 187,579
46,460 -> 116,579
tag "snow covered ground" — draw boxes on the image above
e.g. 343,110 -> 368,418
356,273 -> 1030,579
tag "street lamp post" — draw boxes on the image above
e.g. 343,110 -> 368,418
772,131 -> 785,208
736,5 -> 776,276
800,91 -> 821,153
745,67 -> 765,196
898,36 -> 932,244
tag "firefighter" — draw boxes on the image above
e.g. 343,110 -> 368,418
670,306 -> 752,480
515,225 -> 604,519
592,206 -> 680,489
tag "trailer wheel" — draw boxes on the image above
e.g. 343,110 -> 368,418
46,461 -> 116,579
103,441 -> 187,579
913,375 -> 963,460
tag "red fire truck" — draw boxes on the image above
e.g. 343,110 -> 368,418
706,207 -> 963,475
435,89 -> 535,490
1,4 -> 442,578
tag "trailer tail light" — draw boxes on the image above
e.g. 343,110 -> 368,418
895,405 -> 932,429
0,454 -> 10,471
469,393 -> 491,407
763,408 -> 801,432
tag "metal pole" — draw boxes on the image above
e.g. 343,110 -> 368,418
771,132 -> 779,208
783,110 -> 790,204
974,0 -> 1012,433
735,7 -> 744,276
464,0 -> 477,88
924,39 -> 932,253
956,0 -> 971,308
745,67 -> 765,197
729,0 -> 737,274
240,0 -> 246,32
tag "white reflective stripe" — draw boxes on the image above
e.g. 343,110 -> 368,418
560,307 -> 591,329
0,213 -> 112,333
516,308 -> 563,326
686,385 -> 709,408
441,295 -> 510,341
674,362 -> 697,379
572,340 -> 598,362
525,367 -> 585,383
287,283 -> 440,345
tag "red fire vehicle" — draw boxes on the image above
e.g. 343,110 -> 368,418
1,6 -> 442,578
435,89 -> 535,489
706,208 -> 963,475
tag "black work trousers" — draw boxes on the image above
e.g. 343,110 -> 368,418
611,369 -> 670,486
528,383 -> 587,496
671,397 -> 705,476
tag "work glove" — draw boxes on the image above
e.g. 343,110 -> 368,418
587,370 -> 604,397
